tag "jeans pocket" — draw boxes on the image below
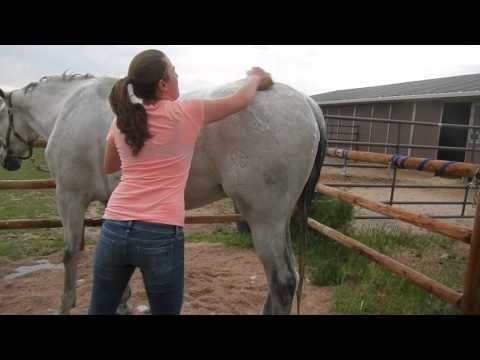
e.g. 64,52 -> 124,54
101,221 -> 125,245
142,242 -> 174,277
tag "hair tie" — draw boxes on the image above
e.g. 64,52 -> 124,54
126,83 -> 143,105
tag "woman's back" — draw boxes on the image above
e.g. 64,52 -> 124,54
104,99 -> 204,226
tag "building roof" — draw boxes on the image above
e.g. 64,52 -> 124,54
312,73 -> 480,105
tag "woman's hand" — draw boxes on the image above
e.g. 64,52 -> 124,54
203,67 -> 274,125
247,67 -> 274,91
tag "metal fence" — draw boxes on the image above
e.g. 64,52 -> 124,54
322,113 -> 480,220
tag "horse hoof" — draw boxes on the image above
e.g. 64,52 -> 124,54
57,308 -> 71,315
116,303 -> 132,315
136,305 -> 151,315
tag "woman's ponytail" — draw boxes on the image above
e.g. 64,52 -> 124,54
109,78 -> 152,156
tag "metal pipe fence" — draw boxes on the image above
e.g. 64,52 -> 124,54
323,113 -> 480,220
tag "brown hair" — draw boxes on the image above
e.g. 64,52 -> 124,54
109,49 -> 169,156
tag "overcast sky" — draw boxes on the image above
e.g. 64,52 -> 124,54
1,45 -> 480,96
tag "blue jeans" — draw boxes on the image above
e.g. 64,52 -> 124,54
88,220 -> 184,315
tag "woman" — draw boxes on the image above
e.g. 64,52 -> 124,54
88,49 -> 273,315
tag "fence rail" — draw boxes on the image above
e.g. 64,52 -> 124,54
326,147 -> 480,179
0,214 -> 243,230
316,183 -> 472,243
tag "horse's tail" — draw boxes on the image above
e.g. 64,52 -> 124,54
294,97 -> 327,315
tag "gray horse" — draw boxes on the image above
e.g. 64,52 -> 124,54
0,73 -> 326,315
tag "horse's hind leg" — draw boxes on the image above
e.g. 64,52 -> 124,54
117,285 -> 132,315
261,222 -> 293,314
57,190 -> 88,315
249,217 -> 297,315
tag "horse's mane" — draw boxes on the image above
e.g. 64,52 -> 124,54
23,70 -> 95,94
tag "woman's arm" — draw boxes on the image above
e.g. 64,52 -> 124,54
203,67 -> 273,125
104,134 -> 121,174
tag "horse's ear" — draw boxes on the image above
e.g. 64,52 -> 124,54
0,88 -> 5,99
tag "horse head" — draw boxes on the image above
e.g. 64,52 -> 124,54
0,88 -> 37,171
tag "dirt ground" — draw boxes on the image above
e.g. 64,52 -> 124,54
0,236 -> 333,315
0,159 -> 475,315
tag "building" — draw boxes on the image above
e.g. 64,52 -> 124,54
312,73 -> 480,163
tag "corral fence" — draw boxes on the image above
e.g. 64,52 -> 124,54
323,114 -> 480,219
319,112 -> 480,313
1,138 -> 479,314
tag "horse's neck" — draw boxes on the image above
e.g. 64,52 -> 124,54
13,81 -> 91,141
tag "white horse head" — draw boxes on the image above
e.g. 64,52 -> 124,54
0,88 -> 37,170
0,72 -> 96,171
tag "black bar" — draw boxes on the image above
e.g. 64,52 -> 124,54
381,201 -> 474,205
321,183 -> 467,189
461,178 -> 471,217
390,122 -> 401,205
323,163 -> 388,169
326,124 -> 359,129
327,131 -> 359,136
354,215 -> 475,219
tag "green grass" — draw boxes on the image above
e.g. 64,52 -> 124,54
0,148 -> 57,220
0,148 -> 51,180
0,228 -> 95,261
309,225 -> 464,314
189,227 -> 253,249
0,190 -> 58,220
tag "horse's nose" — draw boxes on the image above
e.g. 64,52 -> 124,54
4,156 -> 21,171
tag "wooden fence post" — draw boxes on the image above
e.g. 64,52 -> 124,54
462,201 -> 480,314
80,225 -> 85,252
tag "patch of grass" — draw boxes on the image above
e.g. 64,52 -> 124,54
0,228 -> 96,261
334,274 -> 460,315
307,196 -> 354,231
305,223 -> 464,315
0,229 -> 64,260
0,190 -> 57,219
0,148 -> 57,219
0,148 -> 51,180
188,227 -> 253,249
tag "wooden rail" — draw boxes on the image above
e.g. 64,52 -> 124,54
0,214 -> 244,230
316,183 -> 472,244
0,180 -> 56,190
327,147 -> 480,178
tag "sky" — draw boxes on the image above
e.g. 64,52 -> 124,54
1,45 -> 480,96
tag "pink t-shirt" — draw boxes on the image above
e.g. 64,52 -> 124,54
103,99 -> 205,227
